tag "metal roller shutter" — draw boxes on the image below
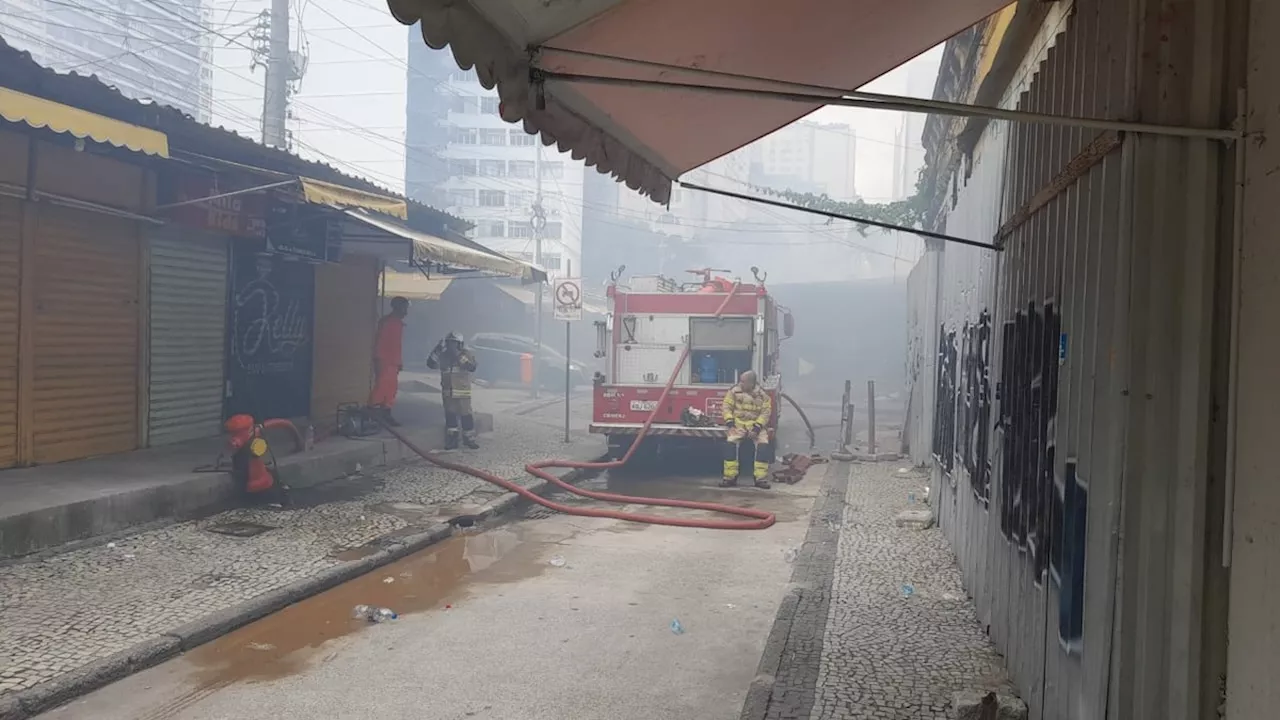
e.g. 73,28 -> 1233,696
33,207 -> 140,464
147,228 -> 228,445
311,254 -> 379,430
0,198 -> 20,466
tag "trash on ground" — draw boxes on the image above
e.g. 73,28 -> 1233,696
670,618 -> 685,635
549,555 -> 567,567
783,547 -> 799,564
898,467 -> 910,474
382,576 -> 395,584
725,603 -> 737,609
352,604 -> 399,622
247,642 -> 276,651
107,542 -> 117,549
901,584 -> 915,598
908,492 -> 916,504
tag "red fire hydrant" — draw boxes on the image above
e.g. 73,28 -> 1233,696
224,414 -> 281,496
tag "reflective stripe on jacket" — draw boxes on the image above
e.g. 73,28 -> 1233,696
428,347 -> 477,398
721,384 -> 772,427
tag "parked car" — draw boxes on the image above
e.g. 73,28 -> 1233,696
467,333 -> 589,390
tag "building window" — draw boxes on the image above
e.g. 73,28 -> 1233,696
544,222 -> 562,240
449,159 -> 478,177
508,190 -> 532,208
447,189 -> 476,207
449,69 -> 473,82
541,162 -> 564,179
480,96 -> 501,115
450,127 -> 477,145
509,130 -> 536,146
508,160 -> 535,179
540,254 -> 562,270
478,190 -> 506,207
479,160 -> 505,177
508,224 -> 533,239
479,129 -> 506,145
481,221 -> 505,237
448,95 -> 478,114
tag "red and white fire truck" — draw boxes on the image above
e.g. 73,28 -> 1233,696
590,269 -> 793,458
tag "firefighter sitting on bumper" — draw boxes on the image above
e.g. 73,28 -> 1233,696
427,332 -> 479,449
720,370 -> 773,489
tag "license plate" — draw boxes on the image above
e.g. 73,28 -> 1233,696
630,400 -> 658,412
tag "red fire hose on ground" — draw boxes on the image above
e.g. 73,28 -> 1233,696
377,283 -> 776,531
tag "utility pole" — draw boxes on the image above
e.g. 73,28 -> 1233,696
262,0 -> 290,147
531,142 -> 547,398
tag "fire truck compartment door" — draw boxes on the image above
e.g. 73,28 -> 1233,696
690,317 -> 754,350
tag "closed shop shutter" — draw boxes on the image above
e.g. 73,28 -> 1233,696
0,198 -> 20,466
33,207 -> 140,464
311,254 -> 379,430
147,228 -> 228,445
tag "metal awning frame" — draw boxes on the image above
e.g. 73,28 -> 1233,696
536,62 -> 1244,253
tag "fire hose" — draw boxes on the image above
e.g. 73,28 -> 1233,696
376,282 -> 777,530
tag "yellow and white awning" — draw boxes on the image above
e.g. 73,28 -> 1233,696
0,86 -> 168,157
382,271 -> 453,300
342,209 -> 546,282
298,176 -> 407,220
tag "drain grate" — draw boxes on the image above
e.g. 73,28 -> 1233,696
522,506 -> 558,520
206,520 -> 277,538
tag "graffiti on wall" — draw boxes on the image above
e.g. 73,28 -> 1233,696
932,326 -> 957,474
958,311 -> 993,502
995,301 -> 1060,584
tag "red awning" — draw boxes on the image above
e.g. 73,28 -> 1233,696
388,0 -> 1011,204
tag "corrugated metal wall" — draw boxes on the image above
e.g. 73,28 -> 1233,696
918,0 -> 1238,718
147,227 -> 229,446
32,206 -> 141,464
0,197 -> 20,467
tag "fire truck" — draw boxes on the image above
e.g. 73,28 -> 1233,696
590,268 -> 794,458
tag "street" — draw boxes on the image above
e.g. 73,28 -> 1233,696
40,471 -> 818,719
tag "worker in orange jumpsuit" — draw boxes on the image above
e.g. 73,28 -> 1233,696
369,296 -> 409,426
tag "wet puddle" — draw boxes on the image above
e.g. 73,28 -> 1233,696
152,527 -> 548,713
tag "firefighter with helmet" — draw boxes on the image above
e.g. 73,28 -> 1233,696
428,332 -> 479,449
720,370 -> 774,488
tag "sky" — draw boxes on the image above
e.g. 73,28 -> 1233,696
205,0 -> 942,205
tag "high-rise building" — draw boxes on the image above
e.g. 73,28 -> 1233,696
404,34 -> 583,277
749,120 -> 858,201
0,0 -> 213,122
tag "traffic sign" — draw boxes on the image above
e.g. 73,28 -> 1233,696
553,277 -> 583,321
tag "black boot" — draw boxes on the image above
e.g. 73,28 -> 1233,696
463,433 -> 480,450
445,431 -> 460,450
461,415 -> 478,448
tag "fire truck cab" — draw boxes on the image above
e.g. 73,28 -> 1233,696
590,269 -> 793,458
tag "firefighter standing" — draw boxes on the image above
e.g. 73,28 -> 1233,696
720,370 -> 774,489
369,296 -> 409,426
428,332 -> 479,449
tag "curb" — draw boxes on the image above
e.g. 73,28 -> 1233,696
3,457 -> 607,720
738,461 -> 848,720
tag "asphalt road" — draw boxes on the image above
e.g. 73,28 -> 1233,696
42,403 -> 823,720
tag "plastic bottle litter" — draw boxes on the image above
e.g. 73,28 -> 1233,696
304,425 -> 315,451
352,605 -> 398,622
549,555 -> 567,567
908,492 -> 917,504
901,584 -> 915,598
670,618 -> 685,635
783,547 -> 798,564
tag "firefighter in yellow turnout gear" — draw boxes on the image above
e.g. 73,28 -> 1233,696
720,371 -> 774,489
427,332 -> 479,449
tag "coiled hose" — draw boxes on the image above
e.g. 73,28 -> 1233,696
377,283 -> 776,530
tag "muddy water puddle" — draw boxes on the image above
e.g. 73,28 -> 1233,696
141,526 -> 553,715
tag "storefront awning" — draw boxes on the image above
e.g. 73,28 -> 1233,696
382,271 -> 453,300
389,0 -> 1008,204
343,209 -> 546,282
299,176 -> 407,220
0,86 -> 168,157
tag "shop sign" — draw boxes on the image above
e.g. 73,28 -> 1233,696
265,197 -> 344,262
160,173 -> 267,239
